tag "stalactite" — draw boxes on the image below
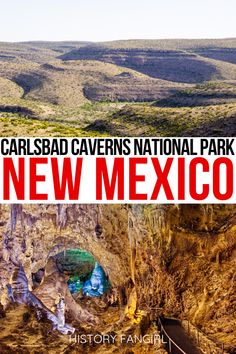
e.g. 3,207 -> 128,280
2,242 -> 10,262
128,207 -> 135,284
56,205 -> 68,229
21,236 -> 27,253
10,204 -> 22,231
95,205 -> 103,239
208,205 -> 214,229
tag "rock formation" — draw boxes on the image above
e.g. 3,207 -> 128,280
0,204 -> 235,352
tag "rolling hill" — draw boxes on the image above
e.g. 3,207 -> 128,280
0,39 -> 235,136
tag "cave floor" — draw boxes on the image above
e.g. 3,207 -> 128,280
0,300 -> 166,354
0,303 -> 119,353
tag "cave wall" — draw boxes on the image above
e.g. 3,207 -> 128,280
0,205 -> 131,293
130,204 -> 236,346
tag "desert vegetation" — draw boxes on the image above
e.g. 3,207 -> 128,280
0,39 -> 236,136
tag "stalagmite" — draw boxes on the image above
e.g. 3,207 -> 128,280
33,257 -> 99,325
56,295 -> 65,329
7,264 -> 75,335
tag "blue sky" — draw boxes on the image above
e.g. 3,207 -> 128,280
0,0 -> 235,42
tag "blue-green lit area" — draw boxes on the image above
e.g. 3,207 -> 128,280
55,249 -> 110,297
